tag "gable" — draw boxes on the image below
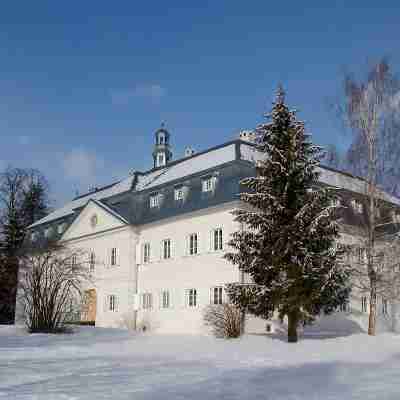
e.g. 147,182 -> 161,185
61,200 -> 128,241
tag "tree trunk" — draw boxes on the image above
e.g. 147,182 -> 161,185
287,310 -> 299,343
368,279 -> 377,335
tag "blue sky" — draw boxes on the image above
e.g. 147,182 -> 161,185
1,1 -> 399,206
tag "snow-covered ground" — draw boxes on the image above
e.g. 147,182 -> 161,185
1,325 -> 400,400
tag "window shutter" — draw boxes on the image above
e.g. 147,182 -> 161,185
104,295 -> 108,312
116,248 -> 120,266
160,241 -> 163,260
209,287 -> 213,304
106,249 -> 110,268
169,289 -> 174,309
133,294 -> 140,311
158,290 -> 163,309
115,296 -> 119,312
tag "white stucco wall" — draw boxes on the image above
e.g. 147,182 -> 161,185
135,202 -> 241,334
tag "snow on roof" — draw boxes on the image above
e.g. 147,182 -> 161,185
30,143 -> 237,228
135,143 -> 236,191
240,142 -> 400,206
29,175 -> 135,228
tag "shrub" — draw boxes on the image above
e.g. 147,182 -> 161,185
203,303 -> 242,338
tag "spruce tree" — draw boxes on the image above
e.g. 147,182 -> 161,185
225,87 -> 350,342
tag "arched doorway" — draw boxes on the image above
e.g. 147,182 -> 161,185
81,289 -> 97,323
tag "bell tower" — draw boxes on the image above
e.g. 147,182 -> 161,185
152,123 -> 172,168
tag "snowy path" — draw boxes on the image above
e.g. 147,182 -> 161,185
1,326 -> 400,399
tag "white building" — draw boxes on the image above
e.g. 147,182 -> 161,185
25,127 -> 400,334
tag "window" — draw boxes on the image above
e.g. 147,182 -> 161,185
202,176 -> 216,193
44,227 -> 53,238
71,255 -> 77,270
357,247 -> 367,264
162,239 -> 171,259
142,293 -> 152,309
157,154 -> 164,166
162,290 -> 170,309
174,186 -> 184,201
331,197 -> 341,207
143,243 -> 150,263
382,298 -> 388,315
211,287 -> 223,305
189,233 -> 198,255
110,248 -> 117,266
361,296 -> 368,312
30,231 -> 37,242
339,301 -> 349,312
213,228 -> 223,251
89,252 -> 95,272
107,295 -> 118,312
58,223 -> 66,234
351,199 -> 363,214
186,289 -> 197,307
149,193 -> 160,208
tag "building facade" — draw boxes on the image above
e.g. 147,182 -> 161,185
24,128 -> 400,334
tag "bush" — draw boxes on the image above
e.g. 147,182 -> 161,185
203,303 -> 242,338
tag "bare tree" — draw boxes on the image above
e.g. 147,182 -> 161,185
203,303 -> 242,339
18,242 -> 90,333
339,59 -> 400,335
0,167 -> 50,323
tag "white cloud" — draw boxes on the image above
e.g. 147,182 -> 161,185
62,148 -> 105,190
110,84 -> 166,105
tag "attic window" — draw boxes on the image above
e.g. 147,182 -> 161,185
44,227 -> 53,238
149,193 -> 160,208
30,231 -> 38,242
174,186 -> 185,201
351,199 -> 363,214
202,176 -> 216,193
58,223 -> 66,234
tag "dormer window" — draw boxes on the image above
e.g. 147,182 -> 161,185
174,186 -> 185,201
58,223 -> 66,235
149,193 -> 160,208
44,227 -> 53,239
202,176 -> 215,193
351,199 -> 363,214
331,197 -> 341,207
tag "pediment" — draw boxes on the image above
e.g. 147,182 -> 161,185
61,199 -> 128,240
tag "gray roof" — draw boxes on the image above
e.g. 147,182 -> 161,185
29,140 -> 400,233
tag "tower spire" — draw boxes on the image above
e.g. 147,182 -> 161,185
152,124 -> 172,168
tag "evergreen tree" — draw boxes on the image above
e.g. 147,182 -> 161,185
225,87 -> 350,342
0,168 -> 50,323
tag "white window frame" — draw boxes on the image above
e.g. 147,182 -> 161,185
202,177 -> 214,193
188,233 -> 198,255
382,298 -> 388,315
161,290 -> 170,309
142,293 -> 152,310
149,193 -> 160,208
89,251 -> 96,272
212,228 -> 223,251
357,247 -> 367,264
211,286 -> 224,305
351,199 -> 363,214
58,223 -> 66,235
162,239 -> 171,260
107,294 -> 118,312
185,288 -> 197,307
110,247 -> 118,266
143,243 -> 151,264
361,296 -> 368,313
44,227 -> 52,239
174,186 -> 184,201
